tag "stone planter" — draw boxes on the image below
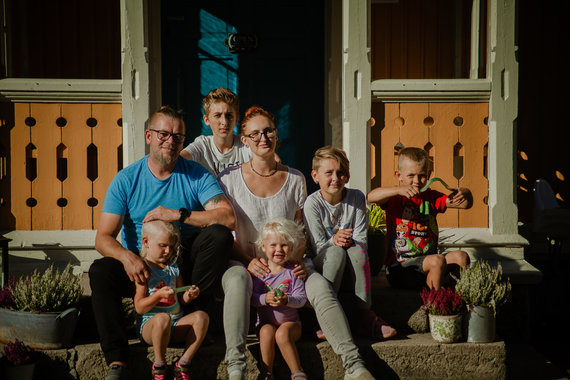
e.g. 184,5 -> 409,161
2,362 -> 35,380
0,307 -> 80,349
367,230 -> 386,276
428,313 -> 462,343
466,305 -> 496,343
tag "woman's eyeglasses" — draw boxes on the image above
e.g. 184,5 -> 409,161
149,129 -> 185,144
244,127 -> 277,142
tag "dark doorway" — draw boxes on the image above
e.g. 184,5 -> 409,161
161,0 -> 324,185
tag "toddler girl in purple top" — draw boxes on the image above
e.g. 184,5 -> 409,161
251,219 -> 308,380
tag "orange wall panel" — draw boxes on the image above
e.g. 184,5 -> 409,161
29,103 -> 62,230
61,104 -> 94,229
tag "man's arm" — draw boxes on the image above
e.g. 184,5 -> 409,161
95,212 -> 150,284
143,193 -> 236,230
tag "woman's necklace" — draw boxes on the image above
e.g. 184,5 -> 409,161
250,160 -> 278,177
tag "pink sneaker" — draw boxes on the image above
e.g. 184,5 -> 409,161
152,363 -> 168,380
174,360 -> 191,380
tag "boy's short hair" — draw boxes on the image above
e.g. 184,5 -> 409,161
398,147 -> 430,171
140,220 -> 181,264
312,145 -> 350,180
255,218 -> 304,256
203,88 -> 239,115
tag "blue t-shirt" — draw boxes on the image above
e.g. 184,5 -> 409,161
101,155 -> 223,253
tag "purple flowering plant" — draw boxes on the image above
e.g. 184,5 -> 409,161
420,287 -> 465,315
0,277 -> 16,309
2,339 -> 34,366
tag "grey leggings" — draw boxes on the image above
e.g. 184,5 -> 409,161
312,244 -> 372,310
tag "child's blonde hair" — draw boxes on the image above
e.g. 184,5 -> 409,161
312,145 -> 350,180
203,88 -> 240,116
256,219 -> 304,256
397,147 -> 430,172
140,220 -> 181,264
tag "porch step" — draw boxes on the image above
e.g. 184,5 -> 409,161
25,334 -> 507,380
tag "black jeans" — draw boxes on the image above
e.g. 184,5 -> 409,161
89,224 -> 233,365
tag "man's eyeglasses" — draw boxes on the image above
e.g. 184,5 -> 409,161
149,129 -> 185,144
244,127 -> 277,142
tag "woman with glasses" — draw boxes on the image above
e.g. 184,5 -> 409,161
218,106 -> 375,380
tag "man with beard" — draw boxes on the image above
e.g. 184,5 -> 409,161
90,106 -> 236,380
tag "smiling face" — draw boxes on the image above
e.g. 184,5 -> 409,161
145,114 -> 185,167
203,101 -> 238,139
312,158 -> 348,204
241,115 -> 277,157
261,232 -> 291,267
396,156 -> 429,188
142,227 -> 178,267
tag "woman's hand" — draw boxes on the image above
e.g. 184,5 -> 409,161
247,257 -> 270,278
292,260 -> 306,280
333,228 -> 353,248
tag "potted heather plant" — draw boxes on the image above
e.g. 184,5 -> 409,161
367,202 -> 386,276
0,263 -> 82,349
453,260 -> 511,342
1,339 -> 35,380
421,287 -> 465,343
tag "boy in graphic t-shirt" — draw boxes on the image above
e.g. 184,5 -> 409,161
367,147 -> 473,290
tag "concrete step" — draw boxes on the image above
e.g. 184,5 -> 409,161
26,333 -> 507,380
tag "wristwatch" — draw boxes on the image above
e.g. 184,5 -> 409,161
179,208 -> 191,223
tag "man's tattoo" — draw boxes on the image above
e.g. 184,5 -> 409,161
204,194 -> 227,209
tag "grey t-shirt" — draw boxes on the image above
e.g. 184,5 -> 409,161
303,188 -> 368,255
182,135 -> 252,176
218,165 -> 307,258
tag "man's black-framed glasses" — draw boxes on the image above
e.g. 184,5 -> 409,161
244,127 -> 277,142
149,129 -> 185,144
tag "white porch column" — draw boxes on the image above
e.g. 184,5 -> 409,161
487,0 -> 519,235
121,0 -> 150,165
341,0 -> 371,194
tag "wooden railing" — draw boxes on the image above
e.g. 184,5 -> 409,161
372,102 -> 489,228
0,103 -> 122,230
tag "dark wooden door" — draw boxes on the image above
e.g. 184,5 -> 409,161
161,0 -> 324,188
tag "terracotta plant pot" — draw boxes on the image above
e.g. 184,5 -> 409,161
428,313 -> 462,343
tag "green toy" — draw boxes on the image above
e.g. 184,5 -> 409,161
173,285 -> 196,294
420,177 -> 453,192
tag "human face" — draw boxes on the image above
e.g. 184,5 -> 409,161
146,115 -> 185,167
311,158 -> 348,203
142,229 -> 178,267
241,115 -> 277,156
396,157 -> 429,187
204,102 -> 238,138
261,232 -> 291,266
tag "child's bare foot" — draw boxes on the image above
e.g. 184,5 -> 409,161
358,309 -> 397,339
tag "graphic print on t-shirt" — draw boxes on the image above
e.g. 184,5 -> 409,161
393,200 -> 438,260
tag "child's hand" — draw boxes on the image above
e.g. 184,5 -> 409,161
398,185 -> 420,199
265,290 -> 287,307
333,229 -> 353,248
447,187 -> 472,208
182,285 -> 199,303
155,286 -> 174,299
